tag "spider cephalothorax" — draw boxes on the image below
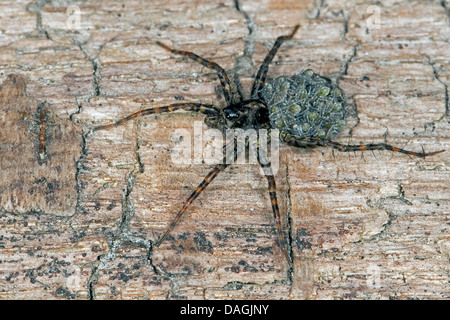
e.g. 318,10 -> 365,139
220,100 -> 271,130
93,24 -> 443,268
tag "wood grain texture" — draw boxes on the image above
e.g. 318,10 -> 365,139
0,0 -> 449,300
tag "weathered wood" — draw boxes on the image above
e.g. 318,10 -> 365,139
0,0 -> 449,300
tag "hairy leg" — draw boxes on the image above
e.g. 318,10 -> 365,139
93,103 -> 220,131
281,133 -> 444,158
157,41 -> 241,104
251,25 -> 300,98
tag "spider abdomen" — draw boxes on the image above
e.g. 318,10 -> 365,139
260,69 -> 348,140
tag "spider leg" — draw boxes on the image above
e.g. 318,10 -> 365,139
281,133 -> 445,158
251,25 -> 300,99
156,140 -> 238,247
93,103 -> 220,131
324,140 -> 445,158
259,161 -> 293,267
155,162 -> 229,247
156,41 -> 242,104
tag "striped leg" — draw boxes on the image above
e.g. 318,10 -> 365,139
324,140 -> 444,158
93,103 -> 220,131
155,140 -> 238,247
260,161 -> 293,267
251,25 -> 300,98
155,161 -> 229,247
156,41 -> 241,104
280,134 -> 445,158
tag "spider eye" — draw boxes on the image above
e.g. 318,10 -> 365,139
224,109 -> 239,119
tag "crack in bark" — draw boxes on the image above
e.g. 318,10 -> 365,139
87,170 -> 158,299
72,38 -> 103,99
335,41 -> 361,135
73,129 -> 89,217
426,55 -> 449,121
233,0 -> 257,64
85,144 -> 172,299
68,38 -> 104,127
231,0 -> 258,96
336,42 -> 360,87
359,182 -> 419,244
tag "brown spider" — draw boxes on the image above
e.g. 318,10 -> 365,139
93,25 -> 444,267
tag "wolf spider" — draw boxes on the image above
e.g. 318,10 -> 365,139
93,25 -> 443,267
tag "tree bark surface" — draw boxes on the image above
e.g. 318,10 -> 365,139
0,0 -> 449,299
